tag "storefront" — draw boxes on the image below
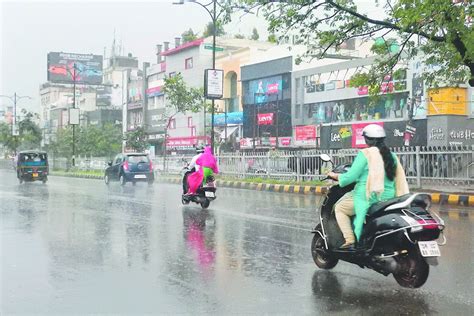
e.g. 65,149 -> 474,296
320,119 -> 427,149
241,57 -> 293,149
427,116 -> 474,147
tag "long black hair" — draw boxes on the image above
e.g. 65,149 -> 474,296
365,137 -> 396,181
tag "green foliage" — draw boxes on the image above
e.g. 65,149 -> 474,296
203,21 -> 225,38
234,0 -> 474,87
124,126 -> 148,153
49,124 -> 122,158
163,73 -> 207,116
267,33 -> 278,43
182,28 -> 199,43
0,110 -> 42,153
250,27 -> 260,40
234,33 -> 245,39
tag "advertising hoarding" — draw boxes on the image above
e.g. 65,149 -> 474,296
351,122 -> 385,148
247,75 -> 283,104
47,52 -> 103,84
257,112 -> 274,125
213,112 -> 243,126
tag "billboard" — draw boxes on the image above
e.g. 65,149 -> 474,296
245,75 -> 283,104
47,52 -> 103,84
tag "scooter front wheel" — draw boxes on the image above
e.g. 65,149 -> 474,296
311,226 -> 338,269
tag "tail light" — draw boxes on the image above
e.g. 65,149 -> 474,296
417,219 -> 438,230
123,161 -> 129,171
149,160 -> 153,171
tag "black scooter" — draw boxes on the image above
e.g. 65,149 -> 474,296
181,166 -> 217,209
311,154 -> 446,288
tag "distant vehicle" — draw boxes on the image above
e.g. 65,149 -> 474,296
16,151 -> 49,184
104,153 -> 154,186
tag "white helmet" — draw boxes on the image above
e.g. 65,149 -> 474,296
362,124 -> 386,138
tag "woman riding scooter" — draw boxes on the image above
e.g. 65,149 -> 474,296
186,146 -> 219,195
328,124 -> 409,249
183,146 -> 205,194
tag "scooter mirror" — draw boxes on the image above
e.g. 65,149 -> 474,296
320,154 -> 332,162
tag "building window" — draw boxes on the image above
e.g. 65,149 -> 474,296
169,72 -> 176,78
191,126 -> 196,137
169,118 -> 176,129
185,58 -> 193,70
187,116 -> 193,127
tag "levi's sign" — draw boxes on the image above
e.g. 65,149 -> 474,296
258,113 -> 274,125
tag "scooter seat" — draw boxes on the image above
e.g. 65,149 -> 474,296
367,194 -> 412,216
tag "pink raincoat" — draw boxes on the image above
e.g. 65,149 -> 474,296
187,146 -> 219,194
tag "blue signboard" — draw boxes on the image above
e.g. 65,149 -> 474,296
213,111 -> 243,126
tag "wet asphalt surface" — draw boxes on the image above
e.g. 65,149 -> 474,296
1,169 -> 473,315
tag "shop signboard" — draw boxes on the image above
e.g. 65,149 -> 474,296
352,122 -> 384,148
428,116 -> 474,147
384,120 -> 427,147
294,125 -> 317,146
257,112 -> 274,125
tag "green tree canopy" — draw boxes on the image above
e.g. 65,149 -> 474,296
0,110 -> 42,153
163,73 -> 207,118
203,21 -> 225,38
234,33 -> 246,39
124,126 -> 148,153
49,123 -> 122,158
237,0 -> 474,87
250,27 -> 260,40
182,28 -> 199,43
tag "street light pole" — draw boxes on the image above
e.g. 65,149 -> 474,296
72,63 -> 76,167
174,0 -> 240,153
0,93 -> 32,154
210,0 -> 217,153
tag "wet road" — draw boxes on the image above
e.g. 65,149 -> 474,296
1,169 -> 473,315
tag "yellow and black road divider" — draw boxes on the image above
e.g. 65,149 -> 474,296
161,177 -> 473,208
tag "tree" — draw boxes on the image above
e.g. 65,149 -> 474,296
49,124 -> 122,158
0,110 -> 42,153
182,28 -> 199,43
162,73 -> 207,168
267,33 -> 278,43
250,27 -> 259,41
203,21 -> 225,38
240,0 -> 474,87
124,126 -> 148,153
234,33 -> 245,39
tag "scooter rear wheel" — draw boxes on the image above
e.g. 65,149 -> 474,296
200,199 -> 210,209
311,226 -> 338,269
393,249 -> 429,288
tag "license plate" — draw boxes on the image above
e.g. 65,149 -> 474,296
418,241 -> 441,257
134,174 -> 146,179
205,191 -> 215,198
32,173 -> 38,177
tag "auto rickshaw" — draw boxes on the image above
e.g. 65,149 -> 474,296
16,151 -> 49,184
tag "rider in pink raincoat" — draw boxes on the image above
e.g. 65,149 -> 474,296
187,146 -> 219,194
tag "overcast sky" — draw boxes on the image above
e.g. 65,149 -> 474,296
0,0 -> 268,112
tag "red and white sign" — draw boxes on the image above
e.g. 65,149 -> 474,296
351,122 -> 384,148
267,83 -> 279,95
279,137 -> 292,147
166,136 -> 210,148
357,86 -> 369,95
240,138 -> 258,149
295,125 -> 317,140
257,113 -> 274,125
